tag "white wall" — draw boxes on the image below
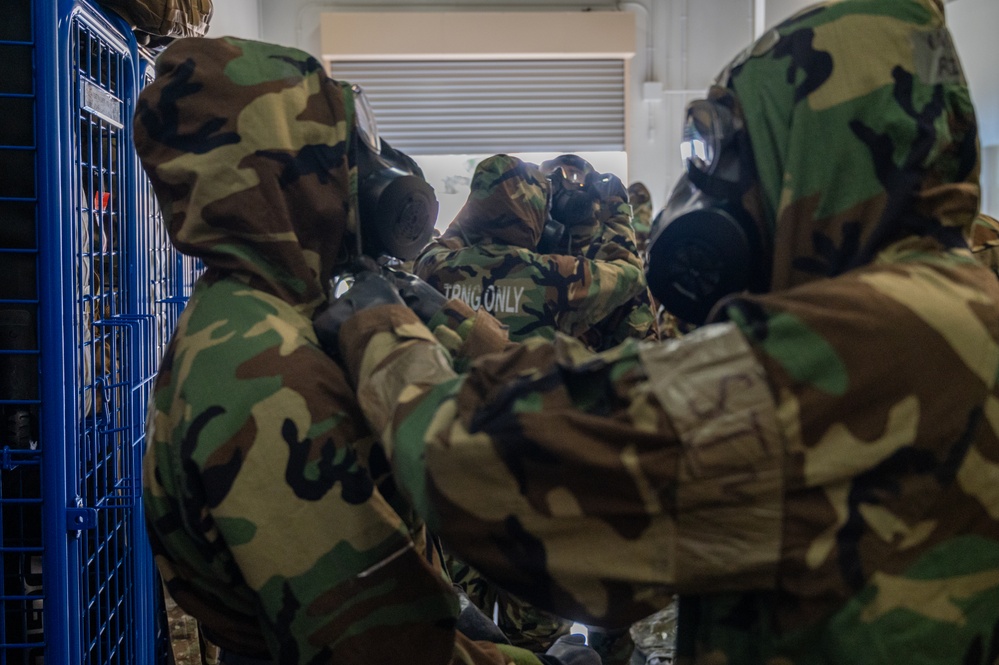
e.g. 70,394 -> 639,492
214,0 -> 998,215
247,0 -> 758,211
206,0 -> 260,39
763,0 -> 812,30
947,0 -> 999,148
949,0 -> 999,216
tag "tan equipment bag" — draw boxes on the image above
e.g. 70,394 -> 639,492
99,0 -> 213,41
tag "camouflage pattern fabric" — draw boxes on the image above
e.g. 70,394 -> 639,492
98,0 -> 213,39
718,0 -> 978,291
416,155 -> 634,650
447,555 -> 571,652
624,181 -> 685,342
414,155 -> 652,346
333,1 -> 999,663
970,213 -> 999,277
568,213 -> 659,352
164,584 -> 220,665
135,37 -> 547,665
626,182 -> 653,258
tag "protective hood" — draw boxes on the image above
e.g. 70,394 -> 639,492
627,181 -> 654,248
444,154 -> 550,250
721,0 -> 979,291
971,213 -> 999,252
134,37 -> 359,313
970,213 -> 999,275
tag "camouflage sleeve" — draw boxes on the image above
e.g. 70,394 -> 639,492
619,293 -> 659,343
579,288 -> 660,351
584,202 -> 644,270
426,299 -> 515,371
535,208 -> 647,338
559,203 -> 651,341
570,206 -> 658,349
162,348 -> 546,665
340,305 -> 784,629
566,220 -> 602,255
416,237 -> 467,279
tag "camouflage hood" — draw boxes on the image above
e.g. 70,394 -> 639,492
134,37 -> 358,313
970,213 -> 999,253
445,154 -> 550,250
627,181 -> 653,251
970,212 -> 999,276
721,0 -> 980,291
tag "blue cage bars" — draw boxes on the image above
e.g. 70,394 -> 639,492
0,0 -> 202,662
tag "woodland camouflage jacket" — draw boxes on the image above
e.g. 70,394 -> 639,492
414,155 -> 656,348
334,1 -> 999,663
135,37 -> 557,665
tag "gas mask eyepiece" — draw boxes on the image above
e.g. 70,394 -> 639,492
541,155 -> 598,229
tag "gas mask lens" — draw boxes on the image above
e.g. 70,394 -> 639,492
679,100 -> 733,174
555,164 -> 587,188
351,84 -> 381,154
541,155 -> 592,189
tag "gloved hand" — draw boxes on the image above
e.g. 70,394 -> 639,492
453,585 -> 510,645
314,270 -> 404,354
542,633 -> 601,665
388,269 -> 449,323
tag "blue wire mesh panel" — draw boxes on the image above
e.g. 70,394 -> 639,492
139,57 -> 195,364
0,0 -> 46,662
141,57 -> 171,362
137,51 -> 205,399
1,1 -> 165,662
70,12 -> 147,665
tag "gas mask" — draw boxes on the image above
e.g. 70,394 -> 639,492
646,98 -> 767,325
536,213 -> 567,254
351,84 -> 438,262
542,154 -> 598,229
535,168 -> 566,254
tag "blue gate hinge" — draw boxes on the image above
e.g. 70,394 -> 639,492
67,505 -> 98,534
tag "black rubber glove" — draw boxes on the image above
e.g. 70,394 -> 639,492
313,270 -> 404,354
541,634 -> 601,665
388,269 -> 448,323
453,585 -> 510,645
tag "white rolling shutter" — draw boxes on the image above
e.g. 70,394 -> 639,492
328,59 -> 625,156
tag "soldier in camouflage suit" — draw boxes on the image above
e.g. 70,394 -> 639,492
413,154 -> 654,349
540,157 -> 658,353
135,36 -> 599,665
626,182 -> 653,258
316,0 -> 999,663
416,154 -> 653,659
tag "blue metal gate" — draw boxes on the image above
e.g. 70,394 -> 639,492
0,1 -> 201,662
